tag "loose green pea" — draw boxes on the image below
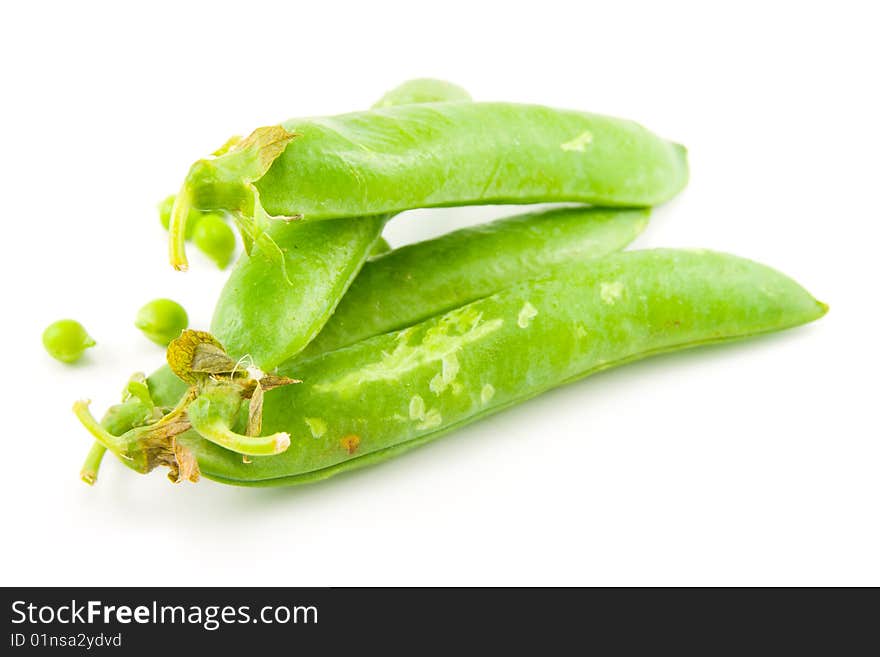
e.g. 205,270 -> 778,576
158,195 -> 201,238
192,214 -> 236,269
134,299 -> 188,346
42,319 -> 95,363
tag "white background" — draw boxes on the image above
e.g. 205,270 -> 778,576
1,1 -> 877,586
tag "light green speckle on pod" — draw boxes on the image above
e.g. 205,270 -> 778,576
316,305 -> 502,393
410,394 -> 441,429
560,130 -> 593,151
481,384 -> 496,405
293,205 -> 653,363
409,395 -> 426,421
442,354 -> 460,383
430,353 -> 462,394
600,281 -> 625,304
417,409 -> 443,430
517,302 -> 538,328
304,417 -> 327,439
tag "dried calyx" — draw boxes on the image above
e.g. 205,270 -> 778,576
168,126 -> 300,275
73,330 -> 299,484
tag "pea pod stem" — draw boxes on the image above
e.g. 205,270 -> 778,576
72,389 -> 200,483
187,416 -> 290,456
77,378 -> 161,484
168,183 -> 194,271
79,442 -> 107,485
73,401 -> 128,457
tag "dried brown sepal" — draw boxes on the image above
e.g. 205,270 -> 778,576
129,390 -> 198,480
191,342 -> 243,377
168,442 -> 200,483
232,126 -> 299,175
260,373 -> 301,390
167,330 -> 227,384
239,374 -> 300,399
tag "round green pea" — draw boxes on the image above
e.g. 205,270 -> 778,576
42,319 -> 96,363
192,213 -> 236,269
135,299 -> 188,346
158,195 -> 202,238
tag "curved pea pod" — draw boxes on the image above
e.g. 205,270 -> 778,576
211,215 -> 388,369
183,249 -> 825,487
208,79 -> 475,369
296,206 -> 650,360
169,102 -> 687,269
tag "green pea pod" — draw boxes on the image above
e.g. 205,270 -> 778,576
296,206 -> 650,360
84,249 -> 825,487
168,103 -> 687,270
211,215 -> 389,368
204,249 -> 824,486
209,79 -> 474,369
